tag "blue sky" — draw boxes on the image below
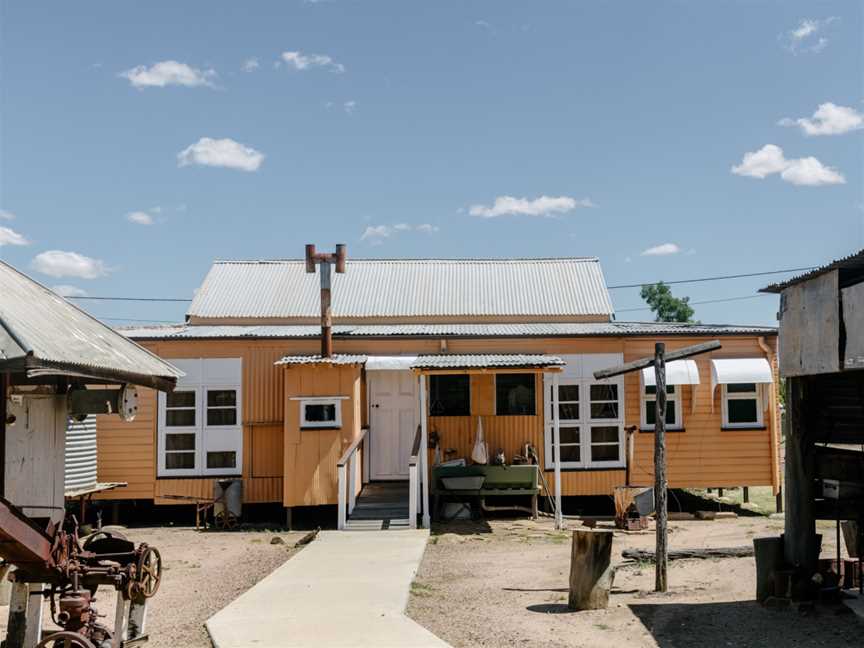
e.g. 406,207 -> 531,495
0,1 -> 861,326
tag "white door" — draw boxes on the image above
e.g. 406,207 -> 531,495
369,371 -> 417,480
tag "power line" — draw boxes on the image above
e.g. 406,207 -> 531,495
616,293 -> 773,313
607,266 -> 815,290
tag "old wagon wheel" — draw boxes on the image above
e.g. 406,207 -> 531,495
35,630 -> 96,648
130,545 -> 162,602
214,510 -> 239,530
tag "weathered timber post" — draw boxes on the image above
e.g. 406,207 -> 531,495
653,342 -> 668,593
568,529 -> 615,610
784,376 -> 817,572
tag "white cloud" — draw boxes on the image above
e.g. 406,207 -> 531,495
177,137 -> 264,172
279,51 -> 345,73
242,58 -> 260,72
731,144 -> 845,186
361,223 -> 439,244
120,60 -> 217,89
0,210 -> 15,220
32,251 -> 108,279
781,157 -> 845,186
782,17 -> 837,54
780,102 -> 864,136
0,226 -> 29,247
641,243 -> 681,257
344,100 -> 356,114
468,195 -> 595,218
126,211 -> 154,226
52,284 -> 88,298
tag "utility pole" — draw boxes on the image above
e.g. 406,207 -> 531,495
304,244 -> 347,358
594,339 -> 721,593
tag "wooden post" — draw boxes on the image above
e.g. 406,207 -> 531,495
743,487 -> 749,504
784,376 -> 817,572
552,372 -> 563,529
6,581 -> 28,648
568,529 -> 615,610
653,342 -> 668,593
419,375 -> 431,529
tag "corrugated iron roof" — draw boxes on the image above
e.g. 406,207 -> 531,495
187,258 -> 614,320
120,321 -> 777,340
274,354 -> 367,366
761,249 -> 864,293
411,354 -> 564,370
0,261 -> 182,390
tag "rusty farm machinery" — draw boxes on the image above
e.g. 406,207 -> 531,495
0,496 -> 161,648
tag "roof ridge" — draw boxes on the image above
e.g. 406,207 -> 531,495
210,257 -> 601,264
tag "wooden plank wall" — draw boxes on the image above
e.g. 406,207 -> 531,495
778,270 -> 840,377
95,335 -> 780,504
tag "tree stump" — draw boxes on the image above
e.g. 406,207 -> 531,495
568,529 -> 615,610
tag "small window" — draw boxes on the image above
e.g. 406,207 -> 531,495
642,384 -> 682,430
207,451 -> 237,469
429,375 -> 470,416
556,383 -> 580,421
165,433 -> 196,470
589,384 -> 619,420
166,390 -> 196,427
589,426 -> 620,462
723,383 -> 762,428
300,398 -> 342,429
207,389 -> 238,426
496,374 -> 536,416
554,426 -> 581,462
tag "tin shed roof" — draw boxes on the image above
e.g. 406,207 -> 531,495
411,354 -> 565,370
274,354 -> 368,366
187,258 -> 614,321
0,262 -> 182,391
761,249 -> 864,293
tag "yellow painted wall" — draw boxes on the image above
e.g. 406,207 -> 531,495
95,334 -> 780,503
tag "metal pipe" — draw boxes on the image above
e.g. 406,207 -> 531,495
320,262 -> 332,357
0,373 -> 6,498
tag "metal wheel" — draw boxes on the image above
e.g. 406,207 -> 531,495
130,545 -> 162,602
35,631 -> 96,648
215,510 -> 239,530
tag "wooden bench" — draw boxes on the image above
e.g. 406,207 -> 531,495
431,464 -> 540,520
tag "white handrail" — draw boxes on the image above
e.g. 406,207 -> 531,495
408,425 -> 422,529
337,427 -> 368,530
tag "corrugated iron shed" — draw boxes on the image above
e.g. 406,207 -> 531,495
186,258 -> 615,321
0,261 -> 182,391
761,249 -> 864,293
410,354 -> 564,370
120,321 -> 777,340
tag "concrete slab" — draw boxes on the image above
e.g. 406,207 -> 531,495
206,530 -> 450,648
842,591 -> 864,620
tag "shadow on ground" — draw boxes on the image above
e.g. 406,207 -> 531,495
629,600 -> 863,647
431,519 -> 493,535
670,489 -> 766,518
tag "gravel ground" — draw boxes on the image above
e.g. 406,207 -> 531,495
407,516 -> 864,648
0,526 -> 306,648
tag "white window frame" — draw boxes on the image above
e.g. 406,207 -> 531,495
640,384 -> 683,431
721,383 -> 763,429
158,358 -> 243,478
543,354 -> 625,470
299,397 -> 343,429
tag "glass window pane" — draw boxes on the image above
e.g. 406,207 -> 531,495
207,408 -> 237,426
559,403 -> 580,420
591,402 -> 619,419
166,452 -> 195,469
207,390 -> 236,407
558,385 -> 580,401
727,383 -> 757,394
560,445 -> 581,462
429,375 -> 470,416
166,409 -> 196,427
496,374 -> 536,416
646,401 -> 657,426
590,445 -> 620,461
645,384 -> 675,395
590,384 -> 618,401
167,390 -> 195,408
305,403 -> 337,423
207,451 -> 237,469
728,399 -> 758,424
559,426 -> 580,444
591,426 -> 619,443
666,401 -> 677,424
166,433 -> 196,451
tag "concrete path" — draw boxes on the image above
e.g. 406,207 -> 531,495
206,530 -> 450,648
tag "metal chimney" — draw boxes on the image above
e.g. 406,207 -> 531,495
305,244 -> 347,358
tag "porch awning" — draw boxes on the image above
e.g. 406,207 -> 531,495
411,353 -> 564,372
710,358 -> 773,388
640,359 -> 700,387
365,355 -> 418,371
275,354 -> 367,366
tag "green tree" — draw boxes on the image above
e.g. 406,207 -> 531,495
640,282 -> 697,323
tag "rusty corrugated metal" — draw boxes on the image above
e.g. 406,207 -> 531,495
0,261 -> 182,390
186,258 -> 615,320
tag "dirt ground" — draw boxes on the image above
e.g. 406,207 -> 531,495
407,515 -> 864,648
0,525 -> 304,648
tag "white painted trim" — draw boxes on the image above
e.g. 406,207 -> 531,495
552,372 -> 562,530
365,355 -> 418,371
640,380 -> 684,430
299,398 -> 343,428
419,375 -> 430,529
721,383 -> 765,428
289,395 -> 350,401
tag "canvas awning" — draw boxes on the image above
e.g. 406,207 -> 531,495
710,358 -> 773,389
640,359 -> 700,387
364,356 -> 418,371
